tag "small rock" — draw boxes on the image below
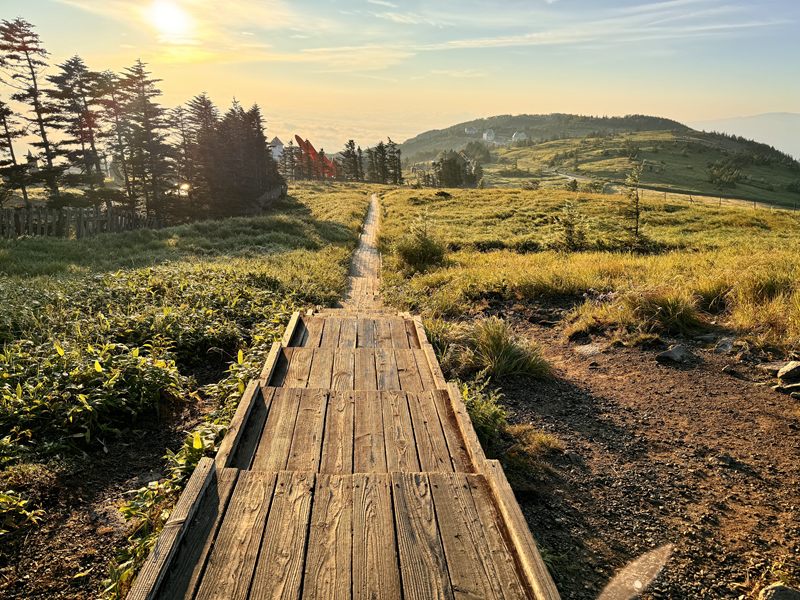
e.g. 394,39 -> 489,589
708,452 -> 733,467
778,361 -> 800,381
136,471 -> 162,486
538,320 -> 560,327
575,344 -> 602,357
656,345 -> 697,364
588,361 -> 600,368
759,361 -> 791,377
772,383 -> 800,395
566,451 -> 582,465
722,365 -> 736,375
759,583 -> 800,600
695,333 -> 717,343
714,337 -> 736,354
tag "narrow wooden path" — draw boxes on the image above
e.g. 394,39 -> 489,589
129,194 -> 560,600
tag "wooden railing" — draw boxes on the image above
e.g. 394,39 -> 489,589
0,206 -> 163,240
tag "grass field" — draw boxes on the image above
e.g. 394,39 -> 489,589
378,187 -> 800,351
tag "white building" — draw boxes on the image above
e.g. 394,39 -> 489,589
512,132 -> 527,142
465,127 -> 478,134
483,129 -> 495,141
269,136 -> 284,157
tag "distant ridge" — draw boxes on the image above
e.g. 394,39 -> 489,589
687,113 -> 800,160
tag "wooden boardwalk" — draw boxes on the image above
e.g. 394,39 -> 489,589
128,195 -> 560,600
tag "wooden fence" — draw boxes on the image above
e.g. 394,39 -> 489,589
0,206 -> 163,240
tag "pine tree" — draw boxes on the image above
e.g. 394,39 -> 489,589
0,99 -> 31,207
280,139 -> 296,182
316,148 -> 328,180
185,92 -> 221,215
342,139 -> 358,180
386,137 -> 403,185
0,18 -> 63,197
95,71 -> 136,210
365,147 -> 377,183
374,140 -> 388,184
356,146 -> 364,181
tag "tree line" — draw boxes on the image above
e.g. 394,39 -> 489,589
0,18 -> 286,220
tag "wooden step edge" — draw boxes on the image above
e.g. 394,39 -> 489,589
126,458 -> 217,600
483,460 -> 562,600
281,311 -> 302,347
445,382 -> 488,472
215,380 -> 263,469
420,342 -> 447,389
258,342 -> 282,384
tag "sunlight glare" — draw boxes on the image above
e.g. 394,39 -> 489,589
148,0 -> 193,41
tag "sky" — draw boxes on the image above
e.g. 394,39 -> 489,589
4,0 -> 800,153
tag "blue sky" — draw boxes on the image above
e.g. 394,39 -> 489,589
6,0 -> 800,151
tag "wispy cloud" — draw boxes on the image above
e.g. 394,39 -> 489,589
430,69 -> 486,78
367,0 -> 397,7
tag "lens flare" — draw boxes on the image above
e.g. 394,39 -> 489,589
148,0 -> 193,42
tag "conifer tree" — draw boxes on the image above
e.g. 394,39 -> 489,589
357,146 -> 364,181
96,70 -> 136,209
365,147 -> 377,183
374,140 -> 388,184
0,99 -> 31,207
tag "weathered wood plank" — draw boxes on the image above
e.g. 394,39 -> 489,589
301,474 -> 353,600
484,460 -> 562,600
285,347 -> 314,388
353,473 -> 401,600
389,317 -> 411,349
303,317 -> 325,348
215,381 -> 263,469
194,470 -> 278,600
354,348 -> 377,391
391,472 -> 454,600
286,388 -> 328,472
406,391 -> 453,473
447,382 -> 488,471
269,347 -> 294,388
320,391 -> 355,475
259,342 -> 283,383
250,472 -> 316,600
282,312 -> 302,347
251,388 -> 302,471
430,390 -> 474,473
354,390 -> 386,473
320,317 -> 342,348
422,343 -> 448,389
429,472 -> 503,600
375,348 -> 401,391
405,318 -> 422,349
466,475 -> 528,600
374,319 -> 393,348
381,391 -> 421,472
155,468 -> 240,600
332,348 -> 355,391
413,349 -> 437,391
339,318 -> 358,348
228,386 -> 275,470
357,318 -> 376,348
307,348 -> 335,389
395,349 -> 425,394
128,458 -> 218,600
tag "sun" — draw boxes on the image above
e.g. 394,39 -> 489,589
148,0 -> 193,40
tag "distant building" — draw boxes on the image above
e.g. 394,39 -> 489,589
26,150 -> 39,172
269,136 -> 284,157
483,129 -> 495,141
512,132 -> 527,142
465,127 -> 478,134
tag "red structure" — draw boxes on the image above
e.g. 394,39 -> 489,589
295,135 -> 335,172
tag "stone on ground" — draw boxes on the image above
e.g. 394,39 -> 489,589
759,584 -> 800,600
656,345 -> 697,364
777,361 -> 800,381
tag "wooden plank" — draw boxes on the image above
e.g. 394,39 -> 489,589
466,475 -> 529,600
428,472 -> 503,600
303,317 -> 325,348
269,347 -> 294,388
228,387 -> 276,470
339,318 -> 358,348
285,347 -> 314,388
388,318 -> 411,349
357,318 -> 375,348
413,349 -> 437,391
405,319 -> 422,349
259,342 -> 283,383
446,382 -> 488,471
320,317 -> 342,348
286,388 -> 328,472
331,348 -> 355,391
251,388 -> 302,471
282,311 -> 302,347
353,473 -> 401,600
250,472 -> 315,600
215,381 -> 263,469
395,349 -> 425,394
374,319 -> 393,348
422,343 -> 448,389
483,460 -> 562,600
406,391 -> 453,473
302,474 -> 353,600
430,390 -> 474,473
320,391 -> 355,475
391,472 -> 454,600
375,348 -> 401,391
412,315 -> 429,345
195,471 -> 278,600
354,348 -> 377,391
381,391 -> 420,472
155,469 -> 240,600
307,348 -> 335,389
128,458 -> 218,600
354,391 -> 386,473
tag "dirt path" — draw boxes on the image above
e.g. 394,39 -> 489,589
340,193 -> 382,311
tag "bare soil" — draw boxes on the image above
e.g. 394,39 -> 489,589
487,300 -> 800,599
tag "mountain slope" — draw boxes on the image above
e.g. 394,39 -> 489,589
687,113 -> 800,161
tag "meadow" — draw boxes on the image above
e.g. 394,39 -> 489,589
378,187 -> 800,351
0,182 -> 371,549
